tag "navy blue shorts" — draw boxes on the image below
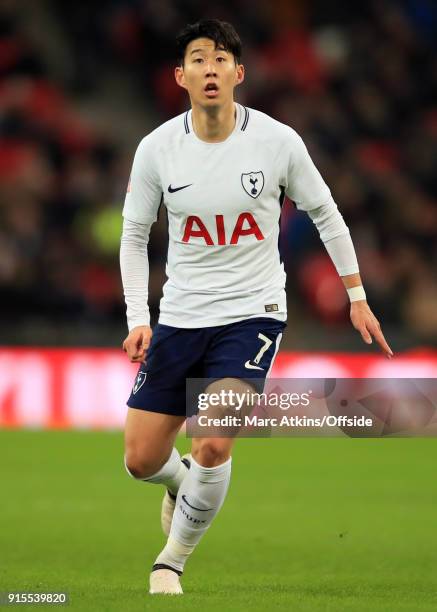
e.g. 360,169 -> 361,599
127,317 -> 286,417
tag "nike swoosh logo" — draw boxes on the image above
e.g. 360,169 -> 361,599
244,360 -> 264,371
168,183 -> 192,193
181,494 -> 213,512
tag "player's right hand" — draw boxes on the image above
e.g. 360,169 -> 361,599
122,325 -> 153,363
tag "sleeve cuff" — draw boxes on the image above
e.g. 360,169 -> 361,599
128,314 -> 150,332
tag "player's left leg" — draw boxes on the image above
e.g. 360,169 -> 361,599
151,318 -> 285,591
153,434 -> 235,577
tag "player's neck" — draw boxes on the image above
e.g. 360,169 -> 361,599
191,101 -> 236,143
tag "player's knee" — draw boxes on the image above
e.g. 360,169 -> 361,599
124,449 -> 163,480
192,439 -> 231,467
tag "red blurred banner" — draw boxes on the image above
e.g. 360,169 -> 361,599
0,348 -> 435,430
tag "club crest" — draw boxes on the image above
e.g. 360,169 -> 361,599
132,370 -> 147,394
241,171 -> 264,199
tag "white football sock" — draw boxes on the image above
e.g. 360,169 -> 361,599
124,447 -> 187,496
154,455 -> 232,572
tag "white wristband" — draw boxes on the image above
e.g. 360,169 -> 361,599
347,285 -> 366,302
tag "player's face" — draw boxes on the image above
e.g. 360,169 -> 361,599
175,38 -> 244,107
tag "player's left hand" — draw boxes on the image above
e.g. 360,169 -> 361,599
350,301 -> 393,358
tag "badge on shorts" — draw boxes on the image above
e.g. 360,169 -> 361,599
241,171 -> 264,198
132,371 -> 147,394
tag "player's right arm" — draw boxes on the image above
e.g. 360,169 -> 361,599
120,135 -> 163,363
120,219 -> 153,363
122,323 -> 152,364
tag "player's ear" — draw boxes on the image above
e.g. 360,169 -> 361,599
235,63 -> 245,86
175,66 -> 188,90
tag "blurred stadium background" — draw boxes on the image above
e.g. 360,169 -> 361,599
0,0 -> 436,429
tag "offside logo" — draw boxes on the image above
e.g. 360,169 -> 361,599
241,171 -> 264,198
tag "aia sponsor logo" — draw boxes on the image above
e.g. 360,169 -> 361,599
182,213 -> 264,245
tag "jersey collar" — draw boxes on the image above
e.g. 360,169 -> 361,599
184,103 -> 249,144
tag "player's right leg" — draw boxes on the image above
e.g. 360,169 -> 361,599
124,407 -> 189,551
124,409 -> 190,595
123,322 -> 200,488
124,407 -> 186,483
123,323 -> 209,595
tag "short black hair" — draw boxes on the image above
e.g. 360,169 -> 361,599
176,19 -> 242,66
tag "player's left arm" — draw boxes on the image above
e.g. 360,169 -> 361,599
306,201 -> 393,358
341,271 -> 393,358
284,130 -> 393,358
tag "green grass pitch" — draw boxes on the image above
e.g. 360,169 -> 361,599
1,431 -> 437,611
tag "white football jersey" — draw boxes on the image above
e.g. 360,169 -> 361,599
123,103 -> 331,328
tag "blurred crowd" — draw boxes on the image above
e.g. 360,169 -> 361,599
0,0 -> 436,346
